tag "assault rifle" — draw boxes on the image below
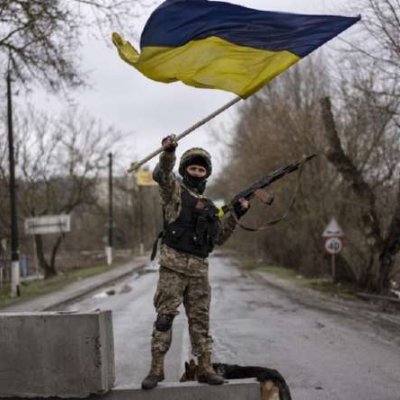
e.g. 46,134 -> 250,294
221,154 -> 317,215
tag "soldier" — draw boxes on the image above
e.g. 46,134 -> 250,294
141,135 -> 249,390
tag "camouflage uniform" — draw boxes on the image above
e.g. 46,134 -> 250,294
150,150 -> 237,357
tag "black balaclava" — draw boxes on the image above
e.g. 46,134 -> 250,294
183,174 -> 207,193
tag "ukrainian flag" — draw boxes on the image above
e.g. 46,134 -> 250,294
113,0 -> 360,98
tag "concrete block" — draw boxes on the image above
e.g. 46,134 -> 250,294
92,380 -> 261,400
0,311 -> 114,398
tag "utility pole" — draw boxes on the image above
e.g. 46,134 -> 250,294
105,153 -> 113,266
7,69 -> 20,297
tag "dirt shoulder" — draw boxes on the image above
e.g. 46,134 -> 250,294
236,261 -> 400,347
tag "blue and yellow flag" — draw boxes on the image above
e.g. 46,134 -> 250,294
112,0 -> 360,98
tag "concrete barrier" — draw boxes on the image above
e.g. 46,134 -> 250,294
90,380 -> 261,400
0,311 -> 114,398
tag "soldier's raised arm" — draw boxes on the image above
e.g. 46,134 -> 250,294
152,135 -> 179,205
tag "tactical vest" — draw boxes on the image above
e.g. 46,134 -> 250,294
162,187 -> 220,258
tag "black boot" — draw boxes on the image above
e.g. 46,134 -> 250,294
197,352 -> 224,385
141,353 -> 165,390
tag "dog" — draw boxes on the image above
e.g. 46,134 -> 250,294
180,359 -> 292,400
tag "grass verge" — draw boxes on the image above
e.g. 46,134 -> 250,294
0,264 -> 117,309
242,262 -> 358,300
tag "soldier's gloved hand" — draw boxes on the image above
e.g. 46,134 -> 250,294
233,198 -> 250,219
161,134 -> 178,152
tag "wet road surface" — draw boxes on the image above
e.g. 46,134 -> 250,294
65,255 -> 400,400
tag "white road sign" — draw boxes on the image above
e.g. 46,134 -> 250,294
324,237 -> 343,254
322,217 -> 344,238
25,214 -> 71,235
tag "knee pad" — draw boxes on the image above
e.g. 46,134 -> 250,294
155,314 -> 175,332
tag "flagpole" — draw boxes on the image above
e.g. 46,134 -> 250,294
127,96 -> 242,173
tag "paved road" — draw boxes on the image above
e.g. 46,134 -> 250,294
64,256 -> 400,400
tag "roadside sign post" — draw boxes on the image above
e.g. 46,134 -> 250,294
322,218 -> 344,283
25,215 -> 71,274
324,237 -> 343,283
32,235 -> 39,276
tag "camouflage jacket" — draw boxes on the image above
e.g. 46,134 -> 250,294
153,150 -> 237,277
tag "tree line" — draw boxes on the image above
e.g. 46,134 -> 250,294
0,108 -> 162,279
211,0 -> 400,294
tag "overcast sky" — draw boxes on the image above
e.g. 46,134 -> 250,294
30,0 -> 359,176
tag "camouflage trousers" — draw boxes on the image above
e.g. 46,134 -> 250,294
151,266 -> 213,357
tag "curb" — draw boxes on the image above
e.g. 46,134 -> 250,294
1,257 -> 149,312
44,259 -> 149,311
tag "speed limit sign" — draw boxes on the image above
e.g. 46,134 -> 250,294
325,237 -> 343,254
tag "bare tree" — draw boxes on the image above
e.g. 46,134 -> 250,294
8,107 -> 124,278
361,0 -> 400,76
321,96 -> 400,292
343,0 -> 400,123
0,0 -> 157,90
211,51 -> 400,293
316,0 -> 400,292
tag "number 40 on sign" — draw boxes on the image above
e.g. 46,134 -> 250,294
325,237 -> 343,254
